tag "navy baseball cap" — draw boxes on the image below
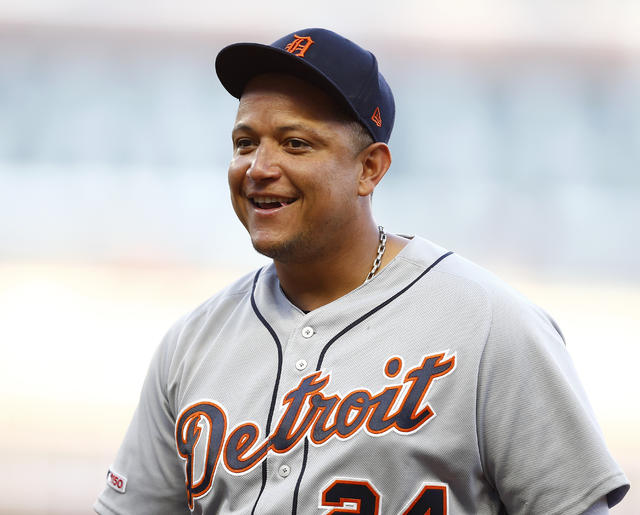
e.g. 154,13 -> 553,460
215,28 -> 395,144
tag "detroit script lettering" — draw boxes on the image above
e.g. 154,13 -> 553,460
175,352 -> 456,509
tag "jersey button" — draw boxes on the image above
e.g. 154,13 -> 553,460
295,359 -> 308,371
278,464 -> 291,478
301,326 -> 314,338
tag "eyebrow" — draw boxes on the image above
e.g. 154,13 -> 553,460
231,122 -> 254,135
231,122 -> 326,142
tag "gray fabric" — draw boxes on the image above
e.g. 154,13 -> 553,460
94,236 -> 629,514
581,497 -> 608,515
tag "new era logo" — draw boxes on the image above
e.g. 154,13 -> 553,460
371,107 -> 382,127
284,34 -> 314,57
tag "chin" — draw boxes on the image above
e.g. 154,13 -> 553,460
251,239 -> 292,262
250,233 -> 313,264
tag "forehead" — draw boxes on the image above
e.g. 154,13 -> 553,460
235,73 -> 349,125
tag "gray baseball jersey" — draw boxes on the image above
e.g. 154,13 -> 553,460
95,236 -> 629,514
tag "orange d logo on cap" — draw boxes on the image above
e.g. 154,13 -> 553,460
215,28 -> 396,143
284,34 -> 315,57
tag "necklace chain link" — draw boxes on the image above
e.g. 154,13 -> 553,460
365,225 -> 387,283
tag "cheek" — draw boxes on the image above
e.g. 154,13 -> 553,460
228,158 -> 245,192
227,161 -> 246,215
322,160 -> 362,198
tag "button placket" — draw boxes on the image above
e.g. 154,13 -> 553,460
278,464 -> 291,478
296,324 -> 315,373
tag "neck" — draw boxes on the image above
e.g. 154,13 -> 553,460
274,224 -> 408,312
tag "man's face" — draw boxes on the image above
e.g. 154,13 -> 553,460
228,74 -> 365,263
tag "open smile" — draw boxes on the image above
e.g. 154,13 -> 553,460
249,196 -> 298,210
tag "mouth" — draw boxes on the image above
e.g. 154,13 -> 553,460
249,195 -> 298,210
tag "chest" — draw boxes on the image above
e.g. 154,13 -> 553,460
171,284 -> 492,513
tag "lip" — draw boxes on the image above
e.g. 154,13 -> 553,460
250,201 -> 298,218
246,193 -> 299,213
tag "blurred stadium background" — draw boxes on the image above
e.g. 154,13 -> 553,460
0,1 -> 638,513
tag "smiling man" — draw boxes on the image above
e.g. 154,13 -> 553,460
228,72 -> 405,311
95,28 -> 629,515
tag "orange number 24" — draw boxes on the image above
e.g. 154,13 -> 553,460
319,480 -> 448,515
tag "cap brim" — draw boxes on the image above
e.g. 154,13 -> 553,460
215,43 -> 356,115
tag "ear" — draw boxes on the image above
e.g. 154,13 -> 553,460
357,143 -> 392,197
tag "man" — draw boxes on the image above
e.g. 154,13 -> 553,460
95,28 -> 629,514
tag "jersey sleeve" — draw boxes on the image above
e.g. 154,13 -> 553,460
94,320 -> 189,515
476,294 -> 629,515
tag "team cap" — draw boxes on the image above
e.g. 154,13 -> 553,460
215,28 -> 395,144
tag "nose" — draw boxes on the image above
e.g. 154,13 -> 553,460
246,143 -> 282,181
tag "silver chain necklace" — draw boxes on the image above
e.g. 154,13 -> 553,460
364,225 -> 387,283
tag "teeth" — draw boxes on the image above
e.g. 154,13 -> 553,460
252,196 -> 293,205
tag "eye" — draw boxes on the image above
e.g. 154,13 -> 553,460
284,138 -> 311,151
234,137 -> 254,152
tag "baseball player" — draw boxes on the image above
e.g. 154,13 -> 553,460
95,28 -> 629,514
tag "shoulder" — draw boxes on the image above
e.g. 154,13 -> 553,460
180,268 -> 259,330
155,266 -> 269,362
398,236 -> 564,344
